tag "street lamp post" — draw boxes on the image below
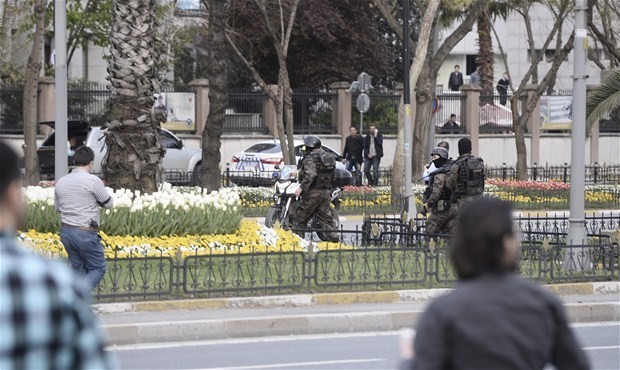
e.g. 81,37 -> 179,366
567,0 -> 588,246
54,0 -> 68,179
403,0 -> 415,218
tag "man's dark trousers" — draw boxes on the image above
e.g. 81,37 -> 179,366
345,160 -> 362,186
364,157 -> 381,186
293,189 -> 338,242
59,226 -> 106,290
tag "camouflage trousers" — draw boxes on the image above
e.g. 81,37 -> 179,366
426,206 -> 458,236
293,189 -> 339,242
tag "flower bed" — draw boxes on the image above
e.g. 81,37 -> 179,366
24,184 -> 243,237
19,220 -> 347,259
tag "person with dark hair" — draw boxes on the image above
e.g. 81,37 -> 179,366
497,72 -> 510,106
448,65 -> 464,91
411,198 -> 589,370
440,114 -> 460,134
423,147 -> 456,236
0,141 -> 115,369
55,145 -> 113,290
447,137 -> 485,206
343,126 -> 364,186
363,125 -> 384,186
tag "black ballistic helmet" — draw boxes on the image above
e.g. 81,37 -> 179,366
303,135 -> 322,149
431,147 -> 449,160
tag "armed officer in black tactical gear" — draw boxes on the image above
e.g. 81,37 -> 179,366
293,136 -> 339,242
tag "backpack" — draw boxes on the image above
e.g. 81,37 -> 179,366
310,150 -> 336,189
456,156 -> 485,198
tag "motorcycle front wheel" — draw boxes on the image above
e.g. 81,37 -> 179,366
265,207 -> 282,228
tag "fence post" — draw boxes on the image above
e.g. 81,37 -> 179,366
225,162 -> 230,187
593,161 -> 599,184
460,84 -> 480,155
263,85 -> 278,137
38,76 -> 56,136
563,162 -> 569,183
502,162 -> 507,181
331,82 -> 352,150
189,79 -> 210,134
524,84 -> 540,166
587,85 -> 599,165
532,162 -> 538,181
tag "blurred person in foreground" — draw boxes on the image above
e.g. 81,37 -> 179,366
411,198 -> 589,370
0,141 -> 115,369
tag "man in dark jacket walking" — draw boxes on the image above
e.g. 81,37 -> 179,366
363,125 -> 383,186
342,126 -> 364,186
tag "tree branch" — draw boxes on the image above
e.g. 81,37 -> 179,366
431,0 -> 488,76
251,0 -> 284,60
370,0 -> 417,55
282,0 -> 300,57
225,30 -> 278,102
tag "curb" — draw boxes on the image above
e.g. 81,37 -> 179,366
104,301 -> 620,346
94,282 -> 618,315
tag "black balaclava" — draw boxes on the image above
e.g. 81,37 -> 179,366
458,138 -> 472,155
432,157 -> 447,169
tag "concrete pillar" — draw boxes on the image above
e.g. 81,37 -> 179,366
587,84 -> 599,164
331,82 -> 352,141
38,76 -> 55,136
189,79 -> 209,134
460,84 -> 481,155
524,84 -> 540,165
263,85 -> 278,137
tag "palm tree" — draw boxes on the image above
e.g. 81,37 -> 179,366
103,0 -> 164,193
586,69 -> 620,134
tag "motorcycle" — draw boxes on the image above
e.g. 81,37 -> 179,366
265,165 -> 352,241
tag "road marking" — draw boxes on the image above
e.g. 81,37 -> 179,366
571,322 -> 620,328
108,331 -> 399,351
583,346 -> 620,351
197,359 -> 385,370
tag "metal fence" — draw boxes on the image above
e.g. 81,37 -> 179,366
486,163 -> 620,184
293,88 -> 335,134
352,91 -> 401,135
434,94 -> 465,134
86,231 -> 617,301
226,87 -> 267,134
67,81 -> 109,127
0,83 -> 23,133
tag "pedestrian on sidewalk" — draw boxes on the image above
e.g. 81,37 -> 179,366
343,126 -> 364,186
55,146 -> 113,291
363,125 -> 383,186
411,198 -> 589,370
0,141 -> 115,369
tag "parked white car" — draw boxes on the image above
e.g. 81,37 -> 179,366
229,140 -> 346,186
88,127 -> 203,184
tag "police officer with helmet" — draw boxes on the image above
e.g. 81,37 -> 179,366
293,136 -> 339,242
423,147 -> 457,236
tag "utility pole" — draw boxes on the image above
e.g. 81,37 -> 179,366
567,0 -> 588,247
54,0 -> 68,180
403,0 -> 414,219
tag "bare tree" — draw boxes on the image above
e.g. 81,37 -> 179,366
588,0 -> 620,69
22,0 -> 45,185
200,0 -> 227,191
492,0 -> 574,179
391,0 -> 441,198
373,0 -> 489,183
225,0 -> 300,164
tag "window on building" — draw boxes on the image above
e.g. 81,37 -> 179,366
527,49 -> 544,63
465,55 -> 478,74
544,49 -> 569,63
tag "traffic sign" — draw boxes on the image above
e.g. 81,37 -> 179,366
356,93 -> 370,113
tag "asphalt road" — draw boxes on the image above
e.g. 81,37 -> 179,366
110,322 -> 619,370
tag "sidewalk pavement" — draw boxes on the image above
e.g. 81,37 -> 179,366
98,282 -> 619,346
244,210 -> 620,223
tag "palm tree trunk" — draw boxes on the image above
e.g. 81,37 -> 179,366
477,10 -> 494,103
22,0 -> 44,186
103,0 -> 164,193
201,0 -> 227,191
